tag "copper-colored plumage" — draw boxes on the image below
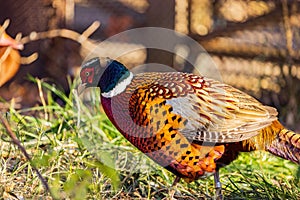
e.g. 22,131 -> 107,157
79,58 -> 300,198
98,71 -> 299,182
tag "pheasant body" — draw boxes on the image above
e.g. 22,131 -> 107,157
79,58 -> 300,186
100,74 -> 225,179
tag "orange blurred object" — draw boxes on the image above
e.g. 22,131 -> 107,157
0,31 -> 23,87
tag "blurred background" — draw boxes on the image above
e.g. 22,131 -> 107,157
0,0 -> 300,130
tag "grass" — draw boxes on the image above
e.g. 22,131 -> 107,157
0,78 -> 299,199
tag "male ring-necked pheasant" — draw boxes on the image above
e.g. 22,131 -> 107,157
79,57 -> 300,198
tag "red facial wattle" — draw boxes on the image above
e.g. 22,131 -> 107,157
80,68 -> 95,84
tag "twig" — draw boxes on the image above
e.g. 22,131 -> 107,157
0,113 -> 53,197
21,21 -> 101,52
20,53 -> 39,65
0,19 -> 10,37
0,19 -> 38,66
1,19 -> 101,66
0,45 -> 12,64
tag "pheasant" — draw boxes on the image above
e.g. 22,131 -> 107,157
78,57 -> 300,198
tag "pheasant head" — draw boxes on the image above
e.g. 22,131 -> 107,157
79,57 -> 133,97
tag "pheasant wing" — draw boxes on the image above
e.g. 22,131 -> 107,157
167,75 -> 278,143
132,72 -> 278,143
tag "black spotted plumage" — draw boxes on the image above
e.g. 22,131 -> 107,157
79,57 -> 300,198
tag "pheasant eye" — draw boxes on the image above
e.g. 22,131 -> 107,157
85,71 -> 90,76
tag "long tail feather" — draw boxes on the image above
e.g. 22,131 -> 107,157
267,127 -> 300,164
244,120 -> 300,164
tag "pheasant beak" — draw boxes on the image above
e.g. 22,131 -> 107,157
77,83 -> 87,95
